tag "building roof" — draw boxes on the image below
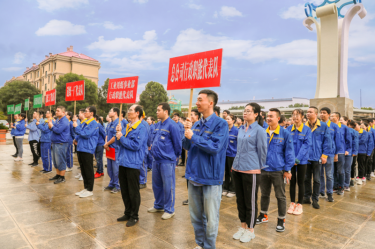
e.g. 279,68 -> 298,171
23,65 -> 39,74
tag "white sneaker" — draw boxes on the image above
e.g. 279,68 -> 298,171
222,191 -> 228,196
371,172 -> 375,177
147,207 -> 164,213
75,189 -> 87,196
362,177 -> 366,182
66,168 -> 72,172
240,229 -> 255,243
357,178 -> 363,185
14,157 -> 23,161
79,176 -> 83,181
227,193 -> 236,198
79,191 -> 93,198
193,246 -> 203,249
233,227 -> 246,240
161,212 -> 175,220
75,173 -> 81,179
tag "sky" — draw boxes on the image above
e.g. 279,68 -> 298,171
1,0 -> 375,107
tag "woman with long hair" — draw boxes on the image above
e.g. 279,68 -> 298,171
231,103 -> 267,243
222,114 -> 238,198
286,109 -> 311,215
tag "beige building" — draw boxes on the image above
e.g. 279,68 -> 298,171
22,46 -> 100,101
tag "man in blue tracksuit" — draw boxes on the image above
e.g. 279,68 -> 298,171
183,90 -> 228,249
173,113 -> 185,166
94,115 -> 106,179
48,106 -> 70,184
148,102 -> 182,220
332,112 -> 352,194
256,108 -> 294,233
37,111 -> 52,174
353,122 -> 372,182
103,107 -> 123,193
74,106 -> 99,198
146,116 -> 155,170
66,112 -> 75,172
121,110 -> 129,128
319,107 -> 342,199
139,112 -> 151,188
115,105 -> 148,227
25,111 -> 41,166
303,106 -> 331,209
365,122 -> 375,180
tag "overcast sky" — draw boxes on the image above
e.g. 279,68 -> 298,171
1,0 -> 375,107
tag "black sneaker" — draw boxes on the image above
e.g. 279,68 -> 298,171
302,198 -> 311,204
140,184 -> 146,189
178,162 -> 185,166
327,194 -> 334,202
12,154 -> 17,158
333,187 -> 338,193
312,200 -> 320,209
256,213 -> 268,224
319,193 -> 325,198
276,218 -> 285,232
182,199 -> 189,205
43,171 -> 52,174
126,218 -> 138,227
103,186 -> 114,191
54,177 -> 65,184
147,168 -> 151,172
350,179 -> 354,187
337,188 -> 344,195
49,175 -> 60,181
366,175 -> 371,181
117,215 -> 130,222
39,170 -> 46,173
31,163 -> 38,167
105,164 -> 107,167
28,162 -> 34,165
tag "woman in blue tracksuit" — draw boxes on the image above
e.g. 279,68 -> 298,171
12,113 -> 26,161
223,114 -> 238,198
231,103 -> 267,243
94,115 -> 106,178
347,120 -> 359,186
66,112 -> 74,171
37,111 -> 53,173
286,109 -> 311,215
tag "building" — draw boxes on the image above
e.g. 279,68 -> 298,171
22,46 -> 100,101
4,75 -> 25,85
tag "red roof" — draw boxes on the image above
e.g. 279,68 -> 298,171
23,65 -> 39,74
57,51 -> 98,62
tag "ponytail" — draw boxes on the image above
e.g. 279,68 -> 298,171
246,103 -> 264,127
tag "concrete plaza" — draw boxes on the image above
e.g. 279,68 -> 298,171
0,144 -> 374,248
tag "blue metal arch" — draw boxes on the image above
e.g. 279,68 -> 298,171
304,0 -> 362,19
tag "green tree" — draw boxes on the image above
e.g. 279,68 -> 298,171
171,109 -> 183,118
55,73 -> 98,113
0,80 -> 40,121
96,78 -> 125,117
139,81 -> 168,119
361,107 -> 374,110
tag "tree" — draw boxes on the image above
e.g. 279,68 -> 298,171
139,81 -> 168,119
171,109 -> 183,118
96,78 -> 125,117
55,73 -> 98,113
361,107 -> 374,110
0,80 -> 40,121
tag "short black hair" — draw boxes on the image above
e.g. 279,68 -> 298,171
112,107 -> 120,117
278,115 -> 286,124
66,111 -> 73,119
269,108 -> 281,117
158,102 -> 170,115
134,105 -> 143,119
121,110 -> 126,117
309,106 -> 318,114
39,111 -> 45,116
56,106 -> 66,112
293,109 -> 304,117
348,120 -> 356,128
198,89 -> 218,107
86,106 -> 96,116
192,109 -> 201,119
367,118 -> 374,123
51,110 -> 55,116
173,113 -> 180,118
180,117 -> 186,121
79,108 -> 85,113
20,113 -> 26,119
320,107 -> 331,115
333,112 -> 341,119
223,110 -> 230,115
214,106 -> 221,115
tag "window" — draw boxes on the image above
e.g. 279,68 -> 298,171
45,84 -> 47,91
49,64 -> 50,71
37,82 -> 39,88
54,62 -> 56,70
37,71 -> 39,77
45,71 -> 47,78
54,75 -> 56,83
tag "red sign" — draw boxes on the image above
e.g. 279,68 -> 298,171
45,89 -> 56,107
107,76 -> 138,104
65,80 -> 85,101
167,48 -> 223,90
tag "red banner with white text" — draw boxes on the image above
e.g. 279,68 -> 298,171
65,80 -> 85,101
107,76 -> 138,104
45,89 -> 56,107
167,48 -> 223,90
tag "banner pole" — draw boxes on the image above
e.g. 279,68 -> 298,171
119,104 -> 123,122
187,88 -> 194,124
74,101 -> 76,116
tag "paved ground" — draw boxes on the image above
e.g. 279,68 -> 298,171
0,144 -> 375,249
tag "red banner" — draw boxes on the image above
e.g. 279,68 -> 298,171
107,76 -> 138,104
45,89 -> 56,107
167,48 -> 223,90
65,80 -> 85,101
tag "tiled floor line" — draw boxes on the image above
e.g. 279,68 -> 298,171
342,209 -> 375,249
0,198 -> 34,249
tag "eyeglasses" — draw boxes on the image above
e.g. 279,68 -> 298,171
243,110 -> 254,114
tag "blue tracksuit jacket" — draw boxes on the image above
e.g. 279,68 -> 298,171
306,119 -> 332,161
226,125 -> 238,157
351,129 -> 359,156
50,116 -> 70,144
37,120 -> 52,142
97,123 -> 106,146
358,129 -> 373,156
75,118 -> 99,154
326,120 -> 342,156
183,113 -> 229,185
265,125 -> 295,172
287,123 -> 312,165
13,119 -> 26,136
337,123 -> 352,154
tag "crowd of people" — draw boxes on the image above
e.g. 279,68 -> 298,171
8,89 -> 375,249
